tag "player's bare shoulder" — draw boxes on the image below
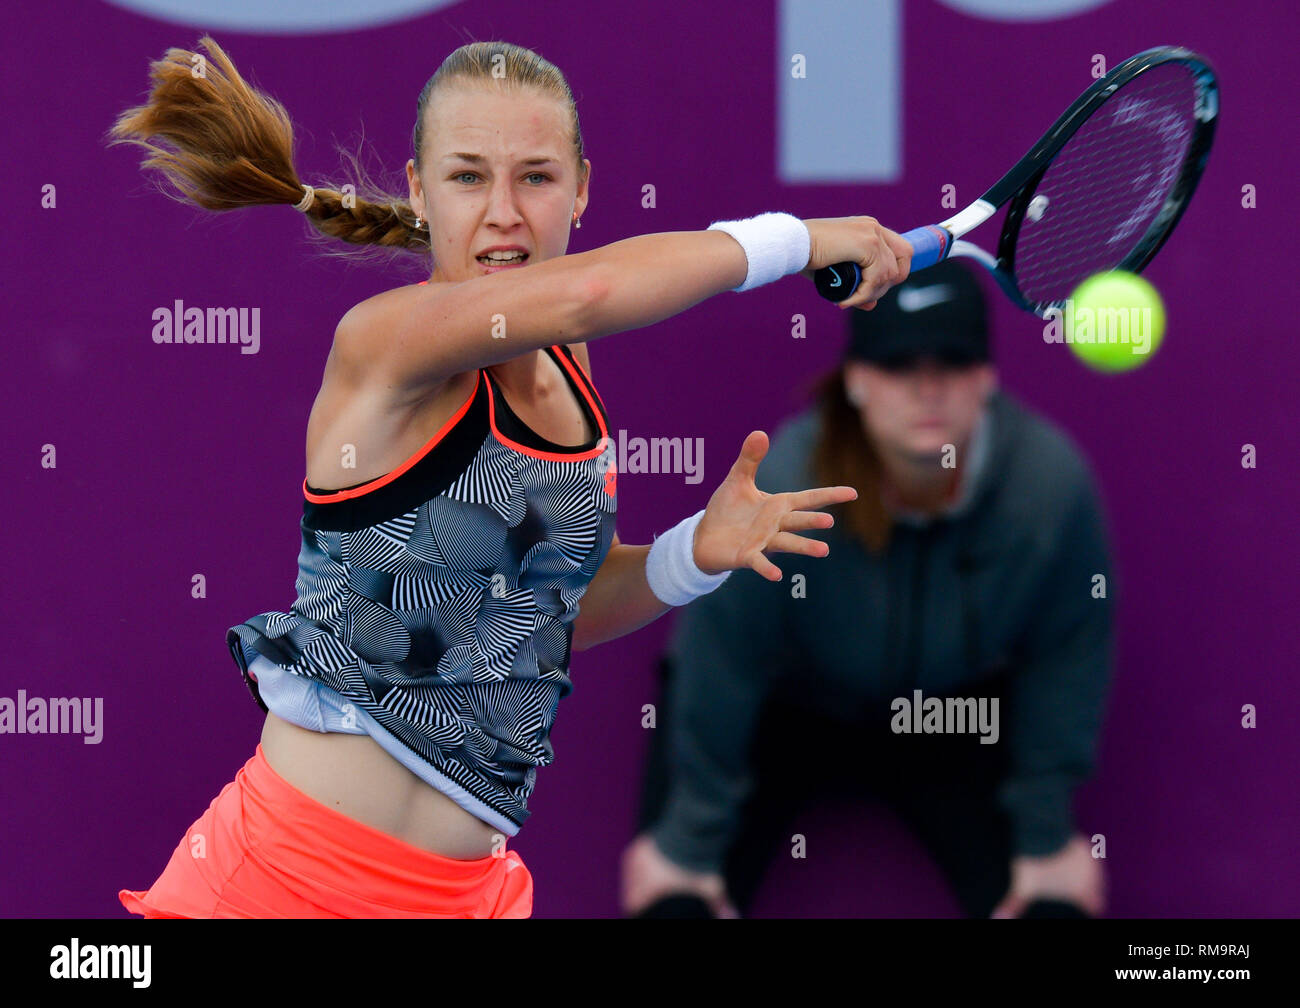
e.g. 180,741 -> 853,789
332,281 -> 455,403
333,282 -> 429,364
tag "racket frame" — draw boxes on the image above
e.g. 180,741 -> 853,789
815,45 -> 1219,317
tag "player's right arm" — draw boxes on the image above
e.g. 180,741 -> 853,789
334,219 -> 908,402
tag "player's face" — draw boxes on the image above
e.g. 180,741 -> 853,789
848,357 -> 994,463
407,84 -> 590,283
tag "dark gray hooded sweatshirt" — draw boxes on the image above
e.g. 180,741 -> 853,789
650,389 -> 1115,872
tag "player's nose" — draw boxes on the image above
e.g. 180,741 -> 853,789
483,178 -> 524,227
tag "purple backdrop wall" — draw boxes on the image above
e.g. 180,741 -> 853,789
4,0 -> 1296,918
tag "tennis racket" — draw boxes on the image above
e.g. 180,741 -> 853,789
813,46 -> 1218,318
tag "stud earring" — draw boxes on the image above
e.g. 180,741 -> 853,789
573,212 -> 581,229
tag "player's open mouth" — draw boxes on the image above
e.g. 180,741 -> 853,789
477,252 -> 529,266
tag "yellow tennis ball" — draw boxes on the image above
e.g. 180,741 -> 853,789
1065,270 -> 1166,372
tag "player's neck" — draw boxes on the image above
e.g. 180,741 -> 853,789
488,349 -> 545,394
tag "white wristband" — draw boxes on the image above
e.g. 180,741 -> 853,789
645,509 -> 732,606
707,212 -> 811,292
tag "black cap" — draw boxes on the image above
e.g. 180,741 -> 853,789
845,258 -> 991,368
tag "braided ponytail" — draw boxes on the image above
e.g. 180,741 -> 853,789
107,35 -> 428,252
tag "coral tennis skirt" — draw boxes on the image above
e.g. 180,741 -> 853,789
118,744 -> 533,919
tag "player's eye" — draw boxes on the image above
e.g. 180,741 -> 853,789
453,171 -> 549,184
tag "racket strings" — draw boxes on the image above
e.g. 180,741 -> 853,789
1013,64 -> 1201,306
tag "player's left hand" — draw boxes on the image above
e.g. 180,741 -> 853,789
692,431 -> 857,581
991,833 -> 1105,918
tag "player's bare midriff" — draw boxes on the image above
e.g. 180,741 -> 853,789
260,343 -> 596,860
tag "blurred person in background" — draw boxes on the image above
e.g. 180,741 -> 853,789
621,260 -> 1115,919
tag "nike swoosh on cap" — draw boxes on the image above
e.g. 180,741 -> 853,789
897,284 -> 955,312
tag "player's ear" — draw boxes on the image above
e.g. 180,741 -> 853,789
575,158 -> 591,217
406,158 -> 423,214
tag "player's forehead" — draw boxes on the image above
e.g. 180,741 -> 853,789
425,84 -> 569,163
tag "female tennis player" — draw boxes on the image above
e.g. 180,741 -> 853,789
111,36 -> 911,918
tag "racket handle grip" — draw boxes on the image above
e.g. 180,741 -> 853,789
813,225 -> 954,302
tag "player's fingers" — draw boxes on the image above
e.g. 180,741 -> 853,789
880,225 -> 915,270
726,429 -> 768,483
883,236 -> 909,288
765,530 -> 830,558
893,251 -> 912,289
786,485 -> 857,510
747,549 -> 783,581
834,283 -> 867,310
838,289 -> 879,311
777,509 -> 836,533
860,233 -> 902,302
834,247 -> 889,311
883,229 -> 911,287
833,238 -> 899,310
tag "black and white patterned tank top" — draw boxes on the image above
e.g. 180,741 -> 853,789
226,330 -> 618,834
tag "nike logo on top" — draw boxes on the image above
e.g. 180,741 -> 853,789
897,284 -> 954,312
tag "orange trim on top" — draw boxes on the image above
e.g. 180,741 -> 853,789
550,343 -> 610,429
556,344 -> 609,417
303,371 -> 481,503
484,353 -> 609,463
